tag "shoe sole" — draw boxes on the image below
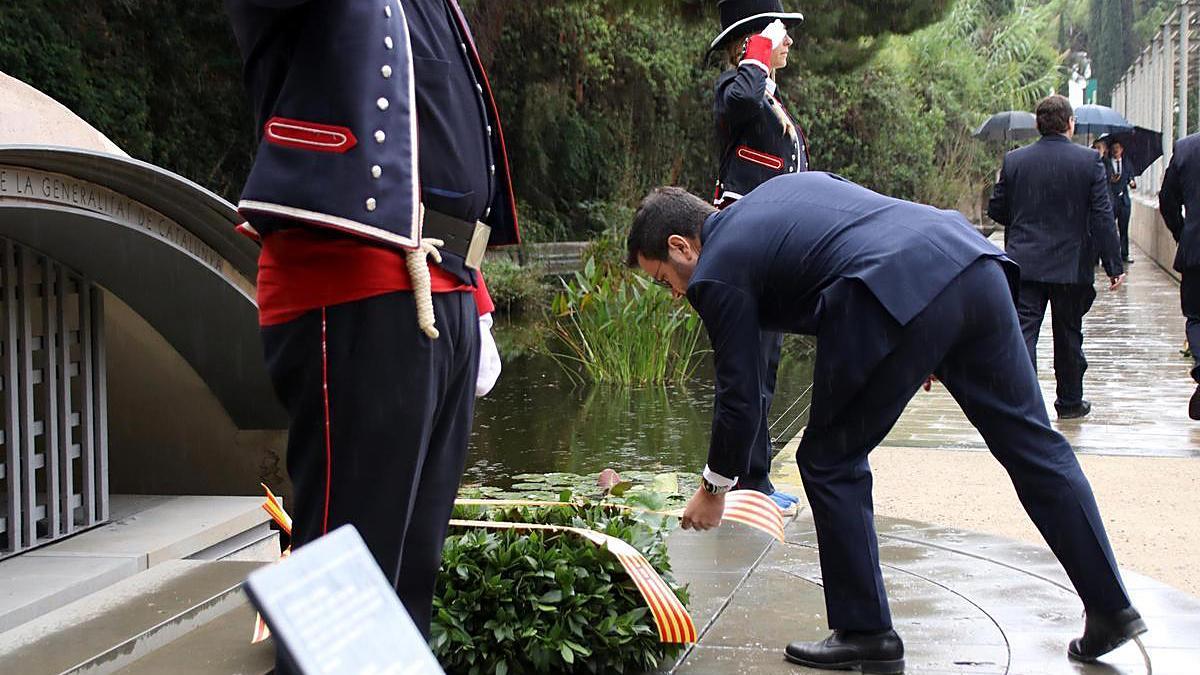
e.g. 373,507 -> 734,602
1066,619 -> 1148,662
784,652 -> 905,674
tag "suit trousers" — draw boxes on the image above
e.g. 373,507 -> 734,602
795,259 -> 1130,631
1016,281 -> 1096,411
738,330 -> 783,493
1115,199 -> 1131,260
1183,270 -> 1200,383
261,291 -> 479,673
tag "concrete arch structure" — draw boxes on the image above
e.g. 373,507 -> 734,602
0,71 -> 284,509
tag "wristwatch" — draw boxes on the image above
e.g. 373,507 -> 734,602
701,477 -> 732,496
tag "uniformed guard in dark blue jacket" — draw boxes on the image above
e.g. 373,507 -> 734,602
704,0 -> 808,509
710,0 -> 809,207
988,95 -> 1124,420
225,2 -> 519,668
626,172 -> 1144,673
1158,130 -> 1200,419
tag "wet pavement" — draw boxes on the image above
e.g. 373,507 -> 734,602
882,246 -> 1200,457
661,510 -> 1199,674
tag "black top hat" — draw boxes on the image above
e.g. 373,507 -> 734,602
709,0 -> 805,53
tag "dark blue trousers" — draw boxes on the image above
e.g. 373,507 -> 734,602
261,291 -> 479,674
1183,270 -> 1200,383
1016,281 -> 1096,412
796,259 -> 1130,631
1115,200 -> 1131,260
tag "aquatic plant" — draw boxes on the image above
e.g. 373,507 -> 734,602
549,257 -> 707,385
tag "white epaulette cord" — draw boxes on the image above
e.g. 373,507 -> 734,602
405,237 -> 445,339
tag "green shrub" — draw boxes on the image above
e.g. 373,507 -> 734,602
432,502 -> 688,674
549,257 -> 707,385
484,257 -> 548,315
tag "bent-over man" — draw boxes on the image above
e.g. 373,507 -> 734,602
625,172 -> 1144,674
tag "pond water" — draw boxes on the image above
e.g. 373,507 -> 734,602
465,316 -> 816,488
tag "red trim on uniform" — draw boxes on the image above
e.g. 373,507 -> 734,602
320,307 -> 332,535
742,35 -> 774,68
256,227 -> 490,326
736,145 -> 785,171
235,222 -> 262,243
264,117 -> 358,154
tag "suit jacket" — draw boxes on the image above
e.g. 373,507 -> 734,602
1104,156 -> 1133,210
988,134 -> 1122,284
1159,132 -> 1200,272
713,65 -> 809,203
225,0 -> 519,265
688,172 -> 1016,481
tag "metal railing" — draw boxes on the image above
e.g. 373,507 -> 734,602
0,238 -> 107,558
1111,1 -> 1199,198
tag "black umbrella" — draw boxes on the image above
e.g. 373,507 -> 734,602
1098,126 -> 1163,178
973,111 -> 1039,141
1072,104 -> 1133,136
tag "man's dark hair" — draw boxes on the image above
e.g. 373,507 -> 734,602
625,187 -> 715,267
1036,94 -> 1073,136
1109,139 -> 1124,151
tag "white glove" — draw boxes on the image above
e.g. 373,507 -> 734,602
760,19 -> 787,49
475,312 -> 501,397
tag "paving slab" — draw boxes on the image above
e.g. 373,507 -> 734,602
28,495 -> 269,568
0,554 -> 139,633
0,559 -> 262,674
664,509 -> 1200,674
0,495 -> 272,636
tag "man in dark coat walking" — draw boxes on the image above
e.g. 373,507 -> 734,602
1106,139 -> 1137,264
988,95 -> 1125,419
1158,131 -> 1200,419
626,172 -> 1144,673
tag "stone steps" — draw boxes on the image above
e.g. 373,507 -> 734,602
0,495 -> 280,674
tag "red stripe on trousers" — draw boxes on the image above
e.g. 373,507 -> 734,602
321,307 -> 332,535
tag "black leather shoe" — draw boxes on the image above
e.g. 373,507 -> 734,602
785,629 -> 905,673
1056,400 -> 1092,419
1190,384 -> 1200,421
1068,607 -> 1147,662
1123,258 -> 1135,264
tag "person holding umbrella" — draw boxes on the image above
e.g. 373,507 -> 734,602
1106,139 -> 1137,264
704,0 -> 808,512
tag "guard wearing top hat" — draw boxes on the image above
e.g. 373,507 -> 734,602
223,1 -> 519,669
705,0 -> 810,512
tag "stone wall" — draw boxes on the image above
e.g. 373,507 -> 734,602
1130,194 -> 1181,282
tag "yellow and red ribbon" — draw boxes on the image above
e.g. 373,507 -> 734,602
249,486 -> 787,646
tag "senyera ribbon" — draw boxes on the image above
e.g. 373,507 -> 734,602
250,486 -> 785,645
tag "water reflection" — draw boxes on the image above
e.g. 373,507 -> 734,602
467,317 -> 815,487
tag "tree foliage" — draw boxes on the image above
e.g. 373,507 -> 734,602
0,1 -> 254,200
1,0 -> 1060,239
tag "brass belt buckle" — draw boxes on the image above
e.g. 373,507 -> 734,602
465,221 -> 491,270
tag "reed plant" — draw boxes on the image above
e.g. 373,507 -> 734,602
549,256 -> 707,385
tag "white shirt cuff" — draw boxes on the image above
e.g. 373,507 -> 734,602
739,58 -> 770,75
702,465 -> 738,488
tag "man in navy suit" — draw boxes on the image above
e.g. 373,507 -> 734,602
1107,139 -> 1137,263
988,95 -> 1125,419
626,173 -> 1143,673
1158,131 -> 1200,420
